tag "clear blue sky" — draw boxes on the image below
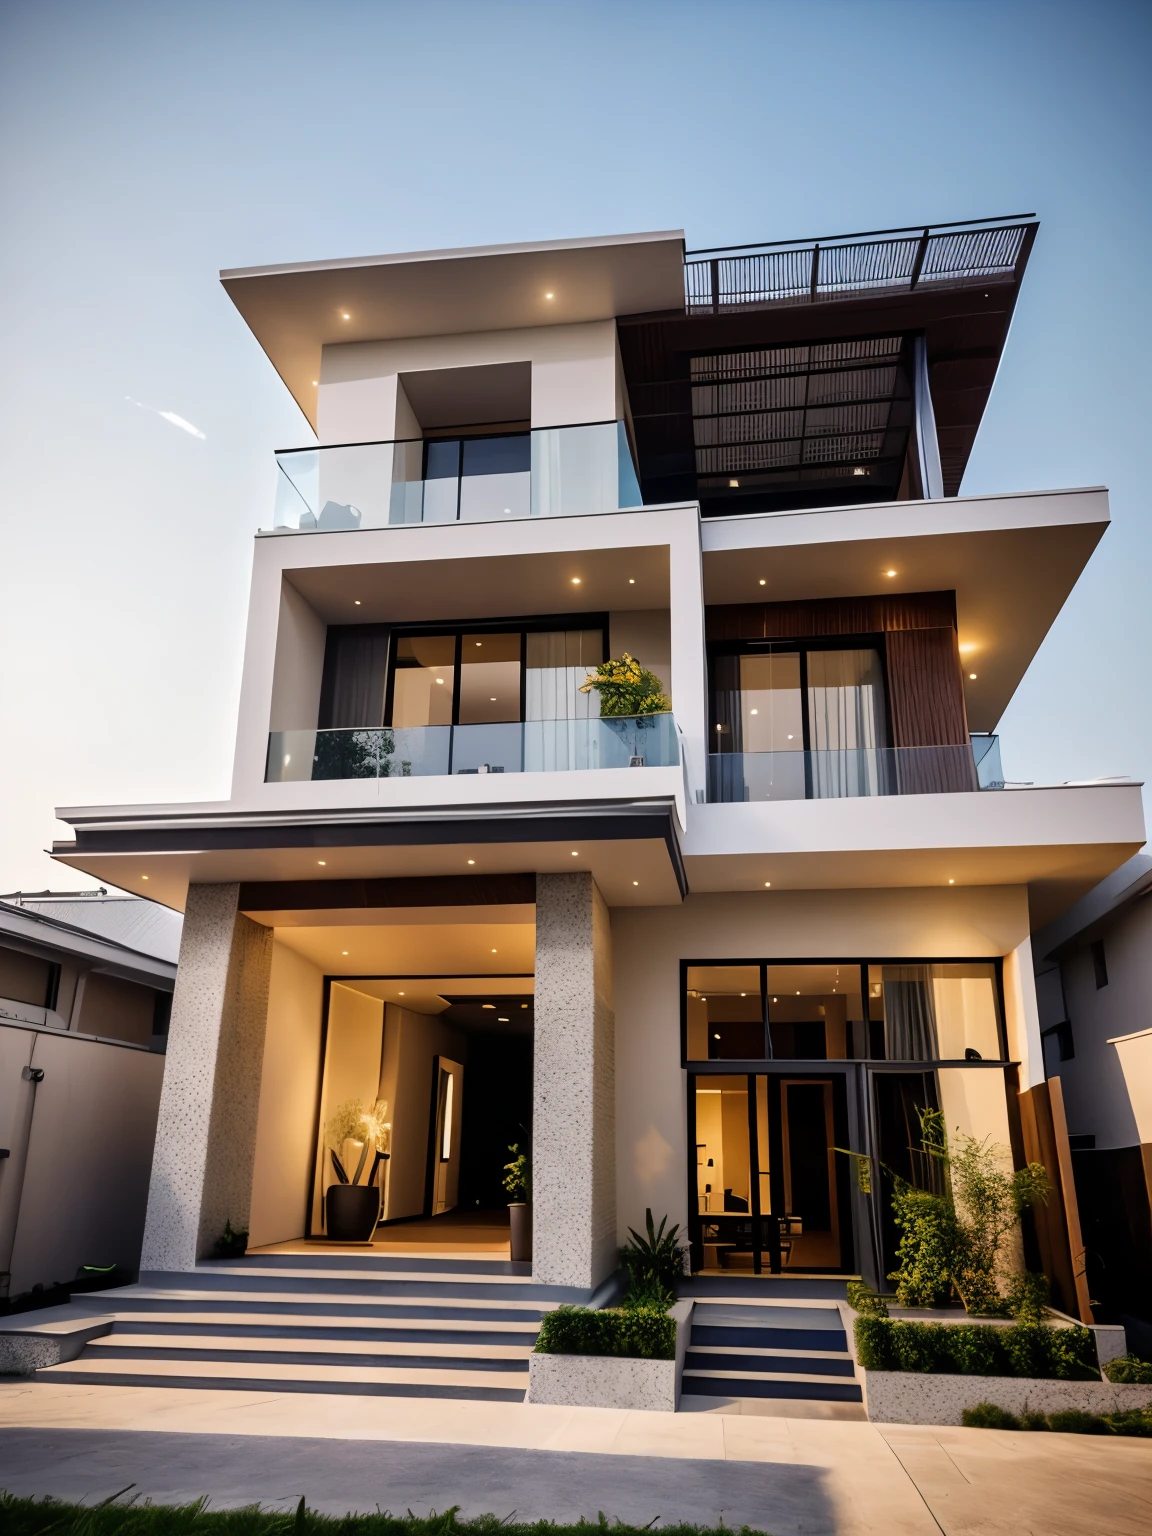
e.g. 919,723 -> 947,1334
1,0 -> 1149,889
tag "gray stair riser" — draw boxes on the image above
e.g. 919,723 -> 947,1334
690,1325 -> 846,1352
679,1278 -> 849,1300
83,1299 -> 547,1323
125,1275 -> 578,1302
88,1345 -> 529,1372
190,1257 -> 533,1278
35,1370 -> 525,1402
684,1350 -> 854,1378
682,1375 -> 862,1402
109,1321 -> 536,1346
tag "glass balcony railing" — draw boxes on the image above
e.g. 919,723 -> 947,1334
266,713 -> 679,782
270,421 -> 643,532
706,735 -> 1003,803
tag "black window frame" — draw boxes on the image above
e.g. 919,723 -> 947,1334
707,632 -> 894,757
680,954 -> 1010,1068
383,612 -> 608,729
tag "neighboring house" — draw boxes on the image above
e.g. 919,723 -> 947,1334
0,889 -> 178,1303
1033,852 -> 1152,1350
49,220 -> 1144,1320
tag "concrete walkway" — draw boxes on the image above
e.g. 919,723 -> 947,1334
1,1381 -> 1150,1535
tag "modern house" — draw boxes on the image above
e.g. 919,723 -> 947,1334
43,220 -> 1145,1402
0,889 -> 178,1303
1033,853 -> 1152,1352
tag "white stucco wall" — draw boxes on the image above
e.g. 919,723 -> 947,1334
317,321 -> 624,443
268,580 -> 327,734
611,885 -> 1035,1246
248,940 -> 325,1249
1051,896 -> 1152,1148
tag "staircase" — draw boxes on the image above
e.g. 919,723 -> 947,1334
31,1252 -> 587,1403
678,1278 -> 863,1411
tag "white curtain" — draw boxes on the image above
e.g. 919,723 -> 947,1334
524,630 -> 602,770
806,648 -> 888,797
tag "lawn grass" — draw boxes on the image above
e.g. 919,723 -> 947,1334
0,1495 -> 769,1536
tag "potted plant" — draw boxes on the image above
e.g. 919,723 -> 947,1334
324,1097 -> 390,1243
579,654 -> 671,766
504,1142 -> 532,1262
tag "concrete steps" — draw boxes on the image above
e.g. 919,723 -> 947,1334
32,1254 -> 586,1403
681,1300 -> 863,1408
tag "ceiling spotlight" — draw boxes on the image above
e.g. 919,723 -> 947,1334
885,569 -> 897,578
764,881 -> 771,887
354,600 -> 361,606
729,479 -> 740,488
436,677 -> 444,684
342,950 -> 349,956
467,859 -> 475,865
317,860 -> 326,866
969,673 -> 977,680
521,1003 -> 528,1008
141,874 -> 149,881
628,578 -> 635,584
545,292 -> 554,299
713,1033 -> 721,1040
571,850 -> 579,857
632,880 -> 639,886
475,641 -> 482,646
491,948 -> 498,953
571,577 -> 581,585
482,1003 -> 496,1010
341,312 -> 351,320
758,578 -> 766,586
948,878 -> 955,885
750,708 -> 758,715
498,1016 -> 509,1023
312,380 -> 318,386
399,990 -> 405,996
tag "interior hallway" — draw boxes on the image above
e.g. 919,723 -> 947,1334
1,1385 -> 1150,1536
251,1209 -> 512,1258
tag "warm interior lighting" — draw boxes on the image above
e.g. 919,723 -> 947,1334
885,569 -> 897,578
853,467 -> 868,476
354,600 -> 361,606
628,578 -> 635,584
570,577 -> 581,585
498,1017 -> 509,1023
475,641 -> 482,646
312,380 -> 318,386
467,859 -> 475,865
632,880 -> 639,886
341,312 -> 350,320
521,1003 -> 528,1009
317,860 -> 326,866
764,881 -> 771,888
729,479 -> 740,488
758,578 -> 766,586
948,878 -> 955,884
141,874 -> 149,880
713,1033 -> 721,1040
482,1004 -> 495,1010
571,851 -> 579,857
491,948 -> 497,953
342,951 -> 349,956
969,672 -> 978,680
750,708 -> 758,715
398,991 -> 405,996
545,292 -> 554,299
959,642 -> 977,654
435,677 -> 444,684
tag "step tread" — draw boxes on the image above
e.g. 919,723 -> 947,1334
106,1317 -> 538,1340
87,1288 -> 558,1312
682,1374 -> 862,1402
685,1351 -> 855,1378
683,1365 -> 856,1386
687,1343 -> 851,1360
38,1356 -> 527,1388
89,1335 -> 533,1361
33,1369 -> 525,1402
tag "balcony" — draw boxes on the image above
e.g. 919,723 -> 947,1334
270,421 -> 642,533
266,713 -> 680,783
706,734 -> 1003,803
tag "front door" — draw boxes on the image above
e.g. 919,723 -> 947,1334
689,1071 -> 852,1273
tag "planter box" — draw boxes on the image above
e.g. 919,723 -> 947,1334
860,1367 -> 1152,1426
527,1300 -> 692,1411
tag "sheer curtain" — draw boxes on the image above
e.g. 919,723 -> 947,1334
882,966 -> 940,1060
806,647 -> 888,797
524,630 -> 602,770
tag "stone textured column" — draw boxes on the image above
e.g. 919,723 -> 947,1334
140,884 -> 273,1271
533,872 -> 616,1288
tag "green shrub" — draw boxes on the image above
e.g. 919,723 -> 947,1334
854,1317 -> 1098,1379
1047,1409 -> 1111,1435
619,1209 -> 686,1299
888,1187 -> 957,1308
1103,1408 -> 1152,1436
1103,1353 -> 1152,1385
535,1304 -> 675,1361
1019,1410 -> 1049,1430
1004,1269 -> 1049,1324
962,1402 -> 1020,1429
846,1279 -> 889,1317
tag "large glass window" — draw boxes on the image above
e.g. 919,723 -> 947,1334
391,635 -> 455,727
459,633 -> 521,724
685,958 -> 1006,1063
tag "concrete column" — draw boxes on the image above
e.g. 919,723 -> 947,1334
533,872 -> 616,1288
140,884 -> 273,1271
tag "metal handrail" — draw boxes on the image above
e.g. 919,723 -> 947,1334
684,214 -> 1036,258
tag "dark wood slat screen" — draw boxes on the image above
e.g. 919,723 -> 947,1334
704,590 -> 956,642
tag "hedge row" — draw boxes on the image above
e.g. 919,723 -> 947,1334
855,1315 -> 1098,1379
964,1402 -> 1152,1436
535,1305 -> 676,1360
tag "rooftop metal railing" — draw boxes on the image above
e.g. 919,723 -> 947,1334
683,216 -> 1037,314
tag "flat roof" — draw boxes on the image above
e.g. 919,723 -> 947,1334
221,230 -> 686,431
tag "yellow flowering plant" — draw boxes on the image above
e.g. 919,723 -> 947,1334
579,653 -> 671,717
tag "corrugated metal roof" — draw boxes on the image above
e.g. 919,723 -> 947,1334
0,895 -> 182,964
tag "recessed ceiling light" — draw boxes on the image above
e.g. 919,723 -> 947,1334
498,1016 -> 509,1023
467,859 -> 475,865
354,600 -> 361,605
948,878 -> 955,885
750,708 -> 758,715
628,578 -> 635,584
475,641 -> 482,646
483,1003 -> 496,1010
571,577 -> 581,585
632,880 -> 639,886
312,380 -> 318,386
521,1003 -> 528,1009
318,860 -> 326,866
885,569 -> 897,578
341,312 -> 351,320
729,479 -> 739,488
571,850 -> 579,856
141,874 -> 149,880
490,696 -> 497,701
491,948 -> 498,953
545,292 -> 554,299
713,1033 -> 721,1040
764,881 -> 771,887
398,990 -> 405,996
969,673 -> 977,680
758,579 -> 766,586
436,677 -> 444,684
342,950 -> 349,956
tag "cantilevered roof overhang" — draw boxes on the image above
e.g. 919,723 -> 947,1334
221,230 -> 686,431
50,799 -> 688,914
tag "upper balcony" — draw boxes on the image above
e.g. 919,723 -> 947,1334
270,421 -> 641,534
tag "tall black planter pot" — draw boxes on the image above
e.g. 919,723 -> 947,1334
326,1184 -> 381,1243
509,1201 -> 532,1263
